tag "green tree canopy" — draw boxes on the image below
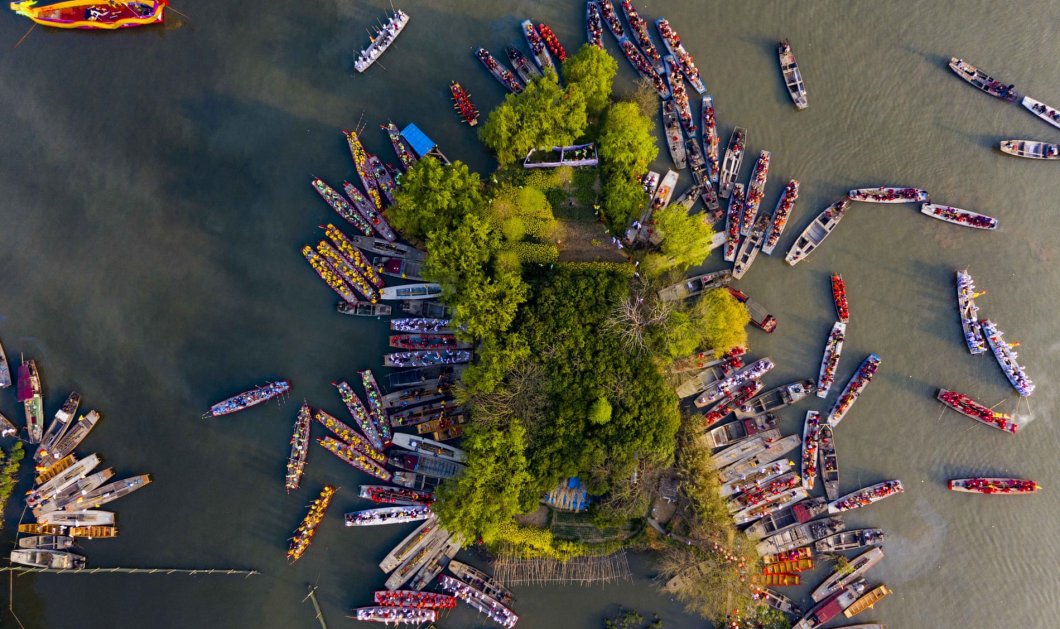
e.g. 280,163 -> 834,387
387,158 -> 485,239
452,268 -> 528,340
598,101 -> 657,181
690,288 -> 750,356
479,72 -> 589,165
600,175 -> 648,232
562,44 -> 619,116
643,205 -> 717,276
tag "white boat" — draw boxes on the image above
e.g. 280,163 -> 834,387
651,169 -> 680,211
732,213 -> 769,280
827,480 -> 904,515
999,139 -> 1059,160
384,526 -> 450,590
390,433 -> 467,463
810,547 -> 884,602
784,200 -> 850,266
777,40 -> 808,109
17,535 -> 75,550
9,549 -> 86,570
761,180 -> 800,254
38,510 -> 115,527
981,319 -> 1034,396
695,358 -> 775,407
380,284 -> 443,300
379,518 -> 444,573
801,411 -> 821,491
733,488 -> 809,525
345,505 -> 433,527
30,454 -> 102,505
1021,95 -> 1060,130
920,203 -> 997,230
0,336 -> 10,389
661,101 -> 687,169
742,151 -> 771,234
726,470 -> 798,512
352,606 -> 436,625
848,187 -> 928,203
710,431 -> 781,470
719,127 -> 746,198
354,10 -> 410,73
754,514 -> 843,553
956,270 -> 987,354
718,435 -> 802,483
795,580 -> 868,629
734,380 -> 815,419
724,184 -> 745,262
719,459 -> 795,498
35,392 -> 80,463
816,322 -> 847,397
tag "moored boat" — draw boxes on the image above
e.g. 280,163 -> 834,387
746,498 -> 830,542
696,358 -> 775,407
956,270 -> 987,354
763,546 -> 813,565
0,337 -> 10,389
351,235 -> 426,262
9,0 -> 165,30
742,151 -> 771,234
815,528 -> 885,553
826,353 -> 881,427
450,81 -> 480,127
810,547 -> 884,602
735,380 -> 814,419
801,411 -> 821,491
827,480 -> 903,515
383,121 -> 418,172
657,270 -> 733,302
391,318 -> 452,334
345,129 -> 385,210
816,321 -> 846,397
749,573 -> 799,587
389,334 -> 467,351
359,369 -> 392,444
762,179 -> 800,254
537,23 -> 567,61
317,240 -> 380,302
17,535 -> 75,551
661,100 -> 687,170
318,437 -> 392,481
360,485 -> 436,506
921,203 -> 997,230
383,384 -> 451,411
719,127 -> 747,199
337,302 -> 391,317
618,38 -> 669,98
848,187 -> 928,203
733,488 -> 808,525
204,380 -> 291,418
949,477 -> 1039,495
38,509 -> 114,527
999,139 -> 1059,159
724,184 -> 745,262
391,433 -> 467,463
755,515 -> 844,555
387,364 -> 464,390
506,46 -> 541,84
0,411 -> 16,439
619,0 -> 665,73
385,526 -> 450,590
17,360 -> 44,443
333,381 -> 385,450
844,584 -> 891,619
392,471 -> 442,490
384,350 -> 471,368
64,474 -> 151,511
1021,95 -> 1060,130
285,404 -> 311,493
48,410 -> 101,462
719,459 -> 796,498
655,18 -> 706,94
380,518 -> 444,572
732,214 -> 769,280
674,356 -> 742,399
670,347 -> 745,374
755,588 -> 801,617
388,449 -> 465,480
726,287 -> 778,333
948,57 -> 1018,102
710,430 -> 782,469
287,485 -> 335,562
373,589 -> 457,610
718,435 -> 801,483
367,155 -> 398,206
981,319 -> 1034,396
795,580 -> 868,629
380,283 -> 442,301
476,48 -> 523,94
818,423 -> 839,501
762,557 -> 814,574
354,9 -> 410,73
702,382 -> 765,430
665,56 -> 696,134
777,40 -> 808,109
9,548 -> 86,569
521,20 -> 555,72
340,183 -> 397,243
784,200 -> 851,266
31,454 -> 101,504
312,178 -> 373,236
936,388 -> 1017,433
438,574 -> 519,628
304,246 -> 359,303
832,273 -> 849,323
586,1 -> 604,49
598,0 -> 624,39
352,606 -> 436,625
727,471 -> 800,513
345,505 -> 433,527
35,392 -> 81,463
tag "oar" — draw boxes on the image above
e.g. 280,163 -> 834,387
13,23 -> 35,50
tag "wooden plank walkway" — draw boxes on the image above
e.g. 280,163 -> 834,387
492,551 -> 631,586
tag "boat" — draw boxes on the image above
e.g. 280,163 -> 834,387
9,548 -> 86,569
380,518 -> 444,572
17,535 -> 75,551
339,186 -> 397,245
318,437 -> 392,481
746,498 -> 831,541
763,547 -> 813,565
380,284 -> 442,301
0,411 -> 15,439
735,380 -> 814,419
47,410 -> 100,462
726,287 -> 778,333
762,179 -> 800,254
429,425 -> 464,442
438,575 -> 519,628
948,57 -> 1018,102
360,485 -> 435,506
661,100 -> 687,169
818,424 -> 839,501
755,516 -> 845,554
537,23 -> 567,61
763,558 -> 814,575
9,0 -> 165,29
723,185 -> 745,262
287,485 -> 335,562
475,47 -> 524,94
784,200 -> 851,266
921,203 -> 997,230
749,574 -> 799,587
32,454 -> 95,499
35,392 -> 81,463
39,510 -> 114,527
727,471 -> 800,513
795,580 -> 868,629
665,57 -> 696,135
354,9 -> 409,73
999,139 -> 1059,160
829,273 -> 851,324
598,0 -> 624,39
317,240 -> 380,301
1021,95 -> 1060,130
385,526 -> 450,590
408,533 -> 463,591
304,246 -> 359,303
506,46 -> 541,85
586,1 -> 604,49
755,588 -> 802,617
33,468 -> 114,514
655,18 -> 706,94
351,236 -> 425,263
777,40 -> 808,109
651,169 -> 679,212
719,459 -> 796,498
702,382 -> 765,430
316,408 -> 386,462
312,178 -> 373,237
801,411 -> 821,491
732,214 -> 769,280
17,360 -> 44,443
949,477 -> 1039,495
333,381 -> 385,450
642,170 -> 661,197
701,97 -> 720,182
696,358 -> 775,407
64,474 -> 150,511
936,388 -> 1017,434
391,433 -> 467,463
285,404 -> 312,493
0,337 -> 10,388
620,0 -> 664,73
447,560 -> 514,605
618,38 -> 669,98
374,589 -> 457,610
345,505 -> 433,527
811,547 -> 884,602
815,528 -> 885,553
523,143 -> 599,168
673,182 -> 703,212
391,318 -> 453,334
718,435 -> 801,483
367,155 -> 398,206
828,481 -> 903,515
351,607 -> 436,625
337,302 -> 392,317
981,319 -> 1034,396
204,380 -> 290,418
697,177 -> 723,221
387,364 -> 464,389
384,350 -> 471,368
826,353 -> 880,427
817,322 -> 847,397
719,127 -> 747,199
382,121 -> 418,172
847,187 -> 928,203
675,356 -> 742,401
742,150 -> 771,232
657,270 -> 733,302
383,384 -> 451,411
956,270 -> 987,354
344,130 -> 385,210
734,487 -> 810,525
450,81 -> 480,127
388,449 -> 465,479
845,584 -> 891,619
389,334 -> 466,351
521,20 -> 554,73
671,348 -> 745,374
392,471 -> 441,490
360,369 -> 393,444
416,414 -> 467,436
711,430 -> 782,469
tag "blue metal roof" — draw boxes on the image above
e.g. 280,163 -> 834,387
401,124 -> 436,158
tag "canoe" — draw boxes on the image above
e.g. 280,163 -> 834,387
784,200 -> 851,266
352,607 -> 436,625
734,488 -> 809,525
763,546 -> 813,565
655,18 -> 706,94
745,498 -> 829,541
732,213 -> 769,280
848,187 -> 928,203
811,547 -> 884,602
657,269 -> 733,302
702,381 -> 765,429
598,0 -> 625,39
955,270 -> 987,354
650,169 -> 680,211
727,471 -> 800,514
796,580 -> 868,629
619,0 -> 665,74
506,46 -> 541,84
719,459 -> 796,498
344,505 -> 433,527
351,236 -> 426,262
521,20 -> 555,72
936,388 -> 1018,433
762,180 -> 800,254
999,139 -> 1059,160
1021,95 -> 1060,130
618,38 -> 670,98
755,516 -> 844,555
818,423 -> 839,501
475,48 -> 523,94
673,183 -> 704,211
706,405 -> 774,447
981,319 -> 1034,396
702,96 -> 720,183
735,380 -> 814,419
827,480 -> 903,515
450,81 -> 480,127
537,23 -> 567,62
719,127 -> 747,199
718,435 -> 801,483
948,57 -> 1018,102
374,256 -> 424,281
697,174 -> 723,221
664,57 -> 696,136
586,2 -> 604,48
826,353 -> 880,427
844,584 -> 892,619
710,430 -> 782,470
777,40 -> 808,109
10,0 -> 165,29
921,203 -> 997,230
380,284 -> 442,301
817,321 -> 846,397
814,528 -> 886,553
390,433 -> 467,463
801,411 -> 820,491
724,184 -> 745,262
661,100 -> 687,170
763,558 -> 814,574
948,477 -> 1039,495
695,357 -> 774,407
337,302 -> 392,317
742,151 -> 772,234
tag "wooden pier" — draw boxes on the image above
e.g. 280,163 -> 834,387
492,551 -> 632,586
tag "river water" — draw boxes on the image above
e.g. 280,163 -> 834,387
1,0 -> 1058,627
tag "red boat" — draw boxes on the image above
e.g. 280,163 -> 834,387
831,273 -> 849,323
388,334 -> 464,350
936,389 -> 1018,434
537,23 -> 567,61
949,478 -> 1039,495
10,0 -> 166,29
702,381 -> 763,427
450,81 -> 480,127
359,485 -> 436,506
374,590 -> 457,610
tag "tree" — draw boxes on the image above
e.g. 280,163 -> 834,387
600,175 -> 648,231
562,44 -> 619,116
588,396 -> 612,425
452,269 -> 528,340
387,158 -> 485,239
423,213 -> 496,291
642,205 -> 717,276
598,101 -> 657,180
479,72 -> 589,165
689,288 -> 749,357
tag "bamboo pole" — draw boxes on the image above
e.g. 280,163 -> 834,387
0,567 -> 260,577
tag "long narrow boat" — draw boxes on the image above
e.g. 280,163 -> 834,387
749,573 -> 799,587
505,46 -> 541,84
351,236 -> 426,262
359,370 -> 392,444
521,20 -> 555,73
795,580 -> 868,629
374,256 -> 423,281
719,459 -> 796,498
665,57 -> 696,135
746,498 -> 830,541
697,358 -> 775,407
438,575 -> 519,628
383,121 -> 418,172
447,561 -> 515,604
380,284 -> 442,301
755,516 -> 845,555
784,200 -> 851,266
949,477 -> 1039,494
354,9 -> 409,73
955,270 -> 987,353
450,81 -> 480,127
0,412 -> 16,439
981,319 -> 1034,396
388,449 -> 465,480
320,230 -> 384,291
1021,96 -> 1060,129
586,1 -> 604,48
777,40 -> 808,109
317,241 -> 379,301
391,318 -> 453,334
391,433 -> 466,463
848,187 -> 928,203
345,505 -> 433,527
649,168 -> 680,213
315,409 -> 384,463
344,130 -> 385,210
701,97 -> 720,183
427,424 -> 464,442
728,471 -> 800,513
303,246 -> 359,303
312,178 -> 373,236
9,548 -> 86,570
10,0 -> 165,29
620,0 -> 665,73
380,518 -> 444,572
762,546 -> 812,566
340,183 -> 396,243
755,588 -> 802,618
827,480 -> 903,515
374,590 -> 457,610
702,382 -> 765,430
32,454 -> 99,502
35,392 -> 81,463
674,359 -> 740,399
762,180 -> 800,254
334,381 -> 385,450
285,405 -> 312,494
39,509 -> 114,527
816,322 -> 846,397
389,334 -> 467,351
742,151 -> 771,235
734,488 -> 810,525
65,474 -> 150,511
724,184 -> 745,262
732,213 -> 769,280
0,337 -> 11,388
387,365 -> 464,390
815,528 -> 885,553
657,270 -> 732,302
386,526 -> 450,590
818,423 -> 839,501
17,535 -> 76,551
921,203 -> 997,230
718,436 -> 801,483
618,39 -> 669,98
948,57 -> 1018,102
367,155 -> 398,206
392,471 -> 442,490
762,558 -> 814,575
671,348 -> 745,374
360,485 -> 435,506
719,127 -> 747,199
352,607 -> 435,625
35,468 -> 113,514
844,584 -> 891,619
710,430 -> 782,470
660,100 -> 687,169
826,354 -> 880,427
735,380 -> 814,419
48,411 -> 101,461
287,485 -> 335,562
409,533 -> 463,591
936,388 -> 1018,433
655,18 -> 706,94
999,139 -> 1059,160
801,411 -> 820,491
598,0 -> 624,38
831,273 -> 850,323
317,437 -> 391,481
537,23 -> 567,61
686,140 -> 712,204
383,385 -> 451,411
384,350 -> 471,368
17,360 -> 44,443
810,547 -> 884,602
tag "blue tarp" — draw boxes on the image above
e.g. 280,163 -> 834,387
401,124 -> 436,158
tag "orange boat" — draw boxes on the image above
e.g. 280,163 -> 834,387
763,558 -> 814,574
763,546 -> 812,565
831,273 -> 849,323
10,0 -> 166,29
750,573 -> 799,587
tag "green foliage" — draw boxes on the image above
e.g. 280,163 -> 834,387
423,213 -> 496,290
525,166 -> 573,190
453,269 -> 529,340
387,158 -> 484,239
573,168 -> 599,207
460,333 -> 532,396
491,184 -> 558,241
0,441 -> 25,529
488,521 -> 602,559
598,101 -> 657,181
600,175 -> 648,231
690,288 -> 750,357
651,309 -> 699,361
642,205 -> 717,276
588,396 -> 612,425
509,242 -> 559,265
562,44 -> 619,116
479,72 -> 589,165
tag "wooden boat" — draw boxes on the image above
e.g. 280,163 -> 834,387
380,284 -> 442,301
921,203 -> 997,230
438,575 -> 519,628
598,0 -> 624,39
506,46 -> 542,84
815,528 -> 885,553
391,318 -> 452,334
379,518 -> 443,572
726,287 -> 778,333
35,392 -> 81,463
817,322 -> 846,397
367,155 -> 398,206
416,414 -> 467,437
389,449 -> 465,480
333,381 -> 385,450
763,546 -> 813,565
697,358 -> 775,407
949,477 -> 1039,495
63,474 -> 150,511
391,433 -> 467,463
762,180 -> 800,254
0,337 -> 11,389
524,143 -> 599,169
818,423 -> 839,501
408,533 -> 463,591
317,240 -> 379,301
650,168 -> 680,212
360,484 -> 435,506
936,388 -> 1017,434
763,558 -> 814,574
384,350 -> 470,369
389,334 -> 467,351
848,187 -> 928,203
373,589 -> 457,610
450,81 -> 480,127
447,560 -> 514,605
31,454 -> 101,505
537,23 -> 567,62
17,535 -> 75,551
719,459 -> 795,498
338,183 -> 396,246
39,510 -> 114,527
656,18 -> 706,94
777,40 -> 808,109
383,121 -> 418,172
318,437 -> 391,481
337,302 -> 391,317
755,516 -> 845,555
9,548 -> 86,569
400,300 -> 451,318
620,0 -> 665,73
746,498 -> 829,541
981,319 -> 1034,396
34,468 -> 113,514
657,270 -> 733,302
732,214 -> 769,280
383,384 -> 451,411
304,247 -> 358,304
521,20 -> 555,72
999,139 -> 1059,159
34,454 -> 75,486
313,178 -> 373,237
953,269 -> 988,354
693,154 -> 721,219
948,57 -> 1018,102
661,100 -> 687,170
351,236 -> 425,262
719,127 -> 747,198
710,430 -> 782,470
718,435 -> 801,482
586,1 -> 604,49
47,410 -> 100,461
742,151 -> 772,234
702,383 -> 766,431
354,9 -> 409,72
749,573 -> 799,587
17,360 -> 44,443
727,471 -> 800,513
344,129 -> 385,210
673,183 -> 704,211
736,380 -> 814,419
315,410 -> 385,462
844,584 -> 891,619
10,0 -> 165,29
811,548 -> 884,602
795,580 -> 868,629
827,480 -> 903,515
619,38 -> 670,98
385,526 -> 450,590
475,48 -> 523,94
756,588 -> 801,617
352,607 -> 436,625
359,369 -> 392,444
345,505 -> 433,527
801,411 -> 821,491
665,57 -> 696,135
671,348 -> 745,374
784,200 -> 851,265
733,487 -> 808,526
724,184 -> 745,262
830,273 -> 850,323
1021,95 -> 1060,129
387,364 -> 464,390
699,102 -> 720,185
826,353 -> 880,427
285,404 -> 311,493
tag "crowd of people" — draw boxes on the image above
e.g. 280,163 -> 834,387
317,241 -> 379,301
325,223 -> 385,287
656,18 -> 704,89
345,131 -> 387,210
831,275 -> 850,322
726,460 -> 788,498
523,22 -> 554,70
586,2 -> 604,48
801,413 -> 820,486
703,381 -> 760,427
764,180 -> 800,249
982,320 -> 1035,396
355,606 -> 437,624
598,0 -> 625,37
927,204 -> 998,229
1028,100 -> 1060,125
346,505 -> 432,526
670,66 -> 697,133
733,473 -> 800,511
850,187 -> 926,202
354,10 -> 409,72
303,246 -> 358,303
313,179 -> 373,236
450,81 -> 480,126
621,0 -> 663,69
315,409 -> 385,462
286,485 -> 336,562
702,358 -> 775,406
741,152 -> 770,231
475,48 -> 524,94
384,350 -> 472,368
319,436 -> 391,480
818,324 -> 846,392
954,478 -> 1038,494
831,480 -> 903,513
724,185 -> 745,259
619,40 -> 669,97
939,390 -> 1018,433
391,334 -> 460,350
374,589 -> 456,609
537,23 -> 567,61
363,485 -> 436,506
439,575 -> 519,627
335,381 -> 384,449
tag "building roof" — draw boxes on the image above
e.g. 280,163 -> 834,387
401,124 -> 436,158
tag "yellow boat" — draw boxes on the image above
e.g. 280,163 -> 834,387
35,454 -> 75,485
70,525 -> 119,538
9,0 -> 166,30
749,573 -> 799,587
763,558 -> 813,574
845,584 -> 892,618
763,546 -> 812,565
